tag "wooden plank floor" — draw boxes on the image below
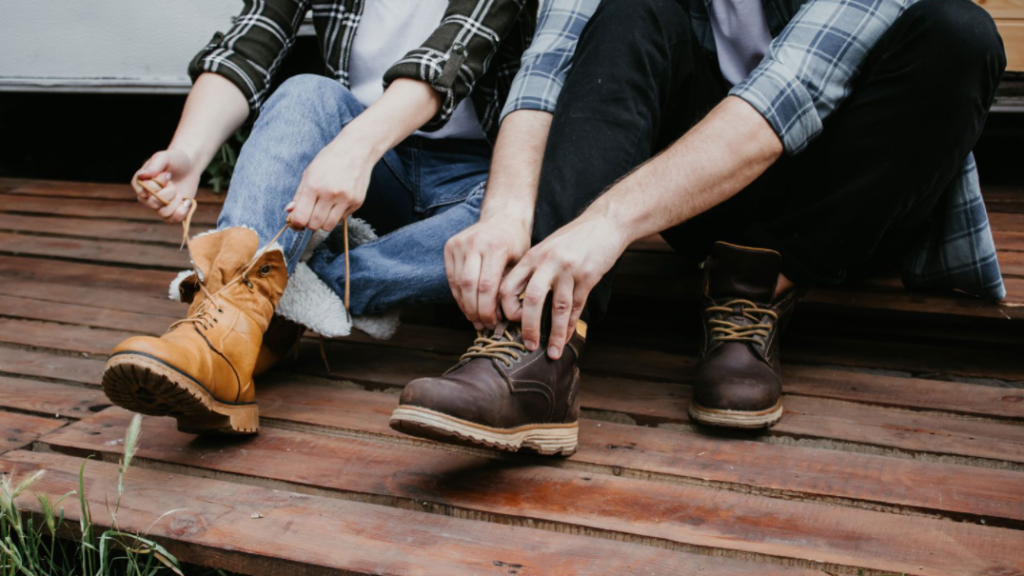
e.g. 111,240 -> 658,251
0,178 -> 1022,576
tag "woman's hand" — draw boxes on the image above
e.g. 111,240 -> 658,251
287,133 -> 378,232
131,149 -> 202,224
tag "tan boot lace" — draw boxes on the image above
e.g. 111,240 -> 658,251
139,178 -> 352,334
166,200 -> 291,333
460,324 -> 527,368
706,299 -> 778,345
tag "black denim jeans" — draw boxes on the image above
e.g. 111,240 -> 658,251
532,0 -> 1006,321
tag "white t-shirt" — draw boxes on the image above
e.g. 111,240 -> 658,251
348,0 -> 486,140
708,0 -> 773,86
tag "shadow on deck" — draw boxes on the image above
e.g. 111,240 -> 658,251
0,178 -> 1022,576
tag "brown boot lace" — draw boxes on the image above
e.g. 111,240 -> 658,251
460,323 -> 527,368
706,299 -> 778,345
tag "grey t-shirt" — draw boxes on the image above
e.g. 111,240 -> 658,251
708,0 -> 773,85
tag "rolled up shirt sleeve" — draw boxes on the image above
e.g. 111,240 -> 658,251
188,0 -> 310,119
499,0 -> 601,122
729,0 -> 906,154
384,0 -> 530,132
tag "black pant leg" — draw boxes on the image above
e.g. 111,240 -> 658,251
533,0 -> 728,320
737,0 -> 1007,286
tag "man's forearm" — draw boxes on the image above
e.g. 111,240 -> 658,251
584,96 -> 783,245
479,110 -> 554,229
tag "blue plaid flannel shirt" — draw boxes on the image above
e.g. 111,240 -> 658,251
502,0 -> 1005,301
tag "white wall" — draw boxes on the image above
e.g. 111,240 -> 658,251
0,1 -> 240,93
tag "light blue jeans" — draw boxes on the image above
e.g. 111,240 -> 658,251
218,74 -> 490,316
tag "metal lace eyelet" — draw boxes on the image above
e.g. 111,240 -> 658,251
217,308 -> 223,313
243,277 -> 254,289
259,264 -> 272,277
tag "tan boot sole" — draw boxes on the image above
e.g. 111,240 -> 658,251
102,353 -> 259,435
389,406 -> 578,456
688,400 -> 783,429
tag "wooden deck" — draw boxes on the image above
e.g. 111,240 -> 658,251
0,177 -> 1022,576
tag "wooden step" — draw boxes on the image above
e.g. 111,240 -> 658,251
39,408 -> 1024,575
2,258 -> 1020,384
3,296 -> 1022,464
0,449 -> 813,576
1,178 -> 1021,324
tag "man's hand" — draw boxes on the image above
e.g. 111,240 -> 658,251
132,149 -> 202,224
287,136 -> 376,232
499,214 -> 628,360
445,109 -> 553,330
446,216 -> 531,330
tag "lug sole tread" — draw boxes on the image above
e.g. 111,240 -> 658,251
102,354 -> 259,435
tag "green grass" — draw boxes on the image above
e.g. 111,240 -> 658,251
0,414 -> 211,576
204,129 -> 249,193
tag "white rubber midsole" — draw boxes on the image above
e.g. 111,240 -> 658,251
688,400 -> 784,429
390,406 -> 578,455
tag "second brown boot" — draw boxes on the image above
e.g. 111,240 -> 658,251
688,242 -> 802,429
390,319 -> 586,456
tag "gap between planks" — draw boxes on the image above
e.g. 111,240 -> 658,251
5,449 -> 803,576
32,410 -> 1024,575
1,318 -> 1023,473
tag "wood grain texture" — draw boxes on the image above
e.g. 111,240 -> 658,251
248,377 -> 1024,524
0,178 -> 225,204
0,347 -> 104,386
1,449 -> 808,576
0,193 -> 221,225
1,177 -> 1022,575
0,293 -> 177,333
343,326 -> 1024,417
0,254 -> 173,293
0,376 -> 108,419
976,0 -> 1024,19
997,20 -> 1024,71
5,305 -> 1015,464
42,409 -> 1024,575
0,231 -> 189,270
2,309 -> 1018,464
0,411 -> 66,453
0,212 -> 194,245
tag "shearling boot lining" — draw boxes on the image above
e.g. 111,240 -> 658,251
168,220 -> 400,339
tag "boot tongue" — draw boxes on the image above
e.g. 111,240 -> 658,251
189,228 -> 260,291
706,242 -> 781,305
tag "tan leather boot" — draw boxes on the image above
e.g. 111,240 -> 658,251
102,208 -> 288,435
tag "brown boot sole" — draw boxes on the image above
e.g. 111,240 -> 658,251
389,406 -> 578,457
102,352 -> 259,435
688,400 -> 783,429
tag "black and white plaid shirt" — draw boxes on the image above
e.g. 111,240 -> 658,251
189,0 -> 535,140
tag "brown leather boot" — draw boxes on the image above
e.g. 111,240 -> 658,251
102,221 -> 288,435
688,242 -> 802,429
390,319 -> 587,456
